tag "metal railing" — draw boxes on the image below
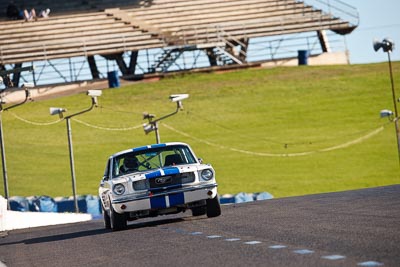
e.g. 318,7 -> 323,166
301,0 -> 359,27
0,30 -> 347,90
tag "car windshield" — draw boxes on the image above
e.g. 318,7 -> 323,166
111,145 -> 197,178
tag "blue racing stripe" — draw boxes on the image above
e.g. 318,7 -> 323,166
145,170 -> 162,179
150,196 -> 167,209
150,143 -> 166,149
169,193 -> 185,206
133,145 -> 149,152
163,167 -> 180,175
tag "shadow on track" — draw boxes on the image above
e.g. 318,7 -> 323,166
0,217 -> 186,246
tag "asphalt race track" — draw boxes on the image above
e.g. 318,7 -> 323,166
1,185 -> 399,267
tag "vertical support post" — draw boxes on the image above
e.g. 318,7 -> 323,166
0,114 -> 10,209
206,48 -> 218,66
239,38 -> 249,62
12,63 -> 22,88
146,49 -> 150,73
31,62 -> 37,87
387,52 -> 400,165
69,58 -> 73,82
317,30 -> 331,53
129,51 -> 139,75
66,118 -> 79,213
115,54 -> 129,75
154,121 -> 160,144
87,56 -> 100,79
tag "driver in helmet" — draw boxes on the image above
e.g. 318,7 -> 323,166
120,155 -> 139,174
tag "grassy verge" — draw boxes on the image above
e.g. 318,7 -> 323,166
1,63 -> 399,198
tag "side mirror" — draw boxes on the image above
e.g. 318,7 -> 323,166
198,158 -> 203,164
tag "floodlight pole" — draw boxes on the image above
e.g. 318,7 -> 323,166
0,88 -> 30,209
64,97 -> 98,213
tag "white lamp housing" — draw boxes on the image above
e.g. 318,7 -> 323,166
87,90 -> 102,97
143,123 -> 155,134
380,109 -> 394,118
169,94 -> 189,102
50,107 -> 66,116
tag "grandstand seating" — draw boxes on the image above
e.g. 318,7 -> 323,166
0,0 -> 358,86
0,10 -> 164,64
124,0 -> 355,44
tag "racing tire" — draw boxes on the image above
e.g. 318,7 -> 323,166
110,205 -> 127,231
103,206 -> 111,229
206,195 -> 221,218
191,206 -> 207,217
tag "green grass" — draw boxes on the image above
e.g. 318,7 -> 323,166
1,63 -> 399,198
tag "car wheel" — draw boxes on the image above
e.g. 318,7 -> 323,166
103,205 -> 111,229
206,195 -> 221,218
110,205 -> 127,231
191,206 -> 207,216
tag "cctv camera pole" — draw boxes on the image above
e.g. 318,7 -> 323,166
49,91 -> 101,213
154,121 -> 161,144
64,98 -> 98,213
65,117 -> 79,213
386,51 -> 400,165
0,88 -> 30,209
374,38 -> 400,165
144,102 -> 181,144
0,114 -> 9,209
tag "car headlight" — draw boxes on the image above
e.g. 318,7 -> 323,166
113,184 -> 126,195
201,169 -> 214,181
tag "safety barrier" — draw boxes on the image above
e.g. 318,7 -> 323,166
220,192 -> 273,204
8,192 -> 273,215
9,195 -> 102,216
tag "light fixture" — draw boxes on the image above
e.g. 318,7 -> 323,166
87,90 -> 102,106
380,109 -> 394,119
49,107 -> 66,118
373,38 -> 400,164
373,38 -> 394,53
143,94 -> 189,143
143,123 -> 156,134
170,94 -> 189,110
0,83 -> 33,209
49,90 -> 101,212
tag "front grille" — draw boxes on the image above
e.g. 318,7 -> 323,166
133,179 -> 149,191
132,172 -> 195,191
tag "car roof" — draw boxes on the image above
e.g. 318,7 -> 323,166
110,142 -> 190,158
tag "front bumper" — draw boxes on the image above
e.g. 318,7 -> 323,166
111,183 -> 218,213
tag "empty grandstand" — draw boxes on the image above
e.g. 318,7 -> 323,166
0,0 -> 358,90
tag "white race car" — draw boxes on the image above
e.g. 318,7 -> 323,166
99,142 -> 221,231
